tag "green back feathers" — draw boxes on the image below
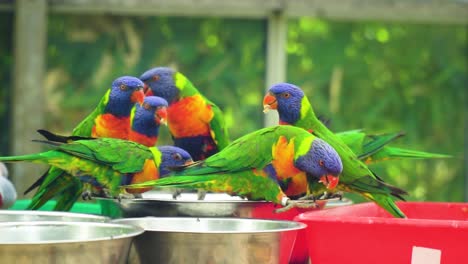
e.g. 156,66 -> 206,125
174,71 -> 230,150
56,138 -> 152,173
71,89 -> 110,136
174,72 -> 200,97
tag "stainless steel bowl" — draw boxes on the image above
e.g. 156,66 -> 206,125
0,210 -> 109,222
114,217 -> 307,264
98,191 -> 331,218
0,221 -> 144,263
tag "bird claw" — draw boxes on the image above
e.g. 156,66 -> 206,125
116,192 -> 136,202
197,190 -> 206,200
81,191 -> 94,201
319,191 -> 343,200
275,199 -> 319,213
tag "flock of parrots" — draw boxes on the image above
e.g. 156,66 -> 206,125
0,66 -> 450,218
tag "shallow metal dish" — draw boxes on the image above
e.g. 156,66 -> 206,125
98,191 -> 333,218
0,210 -> 109,222
0,221 -> 144,263
114,217 -> 306,264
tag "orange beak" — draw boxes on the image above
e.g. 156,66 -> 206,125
319,174 -> 340,190
131,89 -> 145,105
155,107 -> 168,125
263,93 -> 277,113
185,159 -> 194,165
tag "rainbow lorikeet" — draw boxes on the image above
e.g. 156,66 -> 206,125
28,95 -> 169,211
140,67 -> 230,161
127,125 -> 343,210
263,83 -> 411,218
0,137 -> 193,198
24,76 -> 147,210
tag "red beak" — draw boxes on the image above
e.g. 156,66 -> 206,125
263,93 -> 278,113
131,89 -> 145,105
155,107 -> 168,125
319,174 -> 340,190
144,84 -> 154,96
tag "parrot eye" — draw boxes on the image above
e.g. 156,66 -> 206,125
281,92 -> 290,98
120,84 -> 128,91
172,153 -> 182,161
152,75 -> 160,81
319,160 -> 325,167
143,103 -> 151,110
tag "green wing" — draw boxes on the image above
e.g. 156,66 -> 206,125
71,89 -> 110,136
207,100 -> 230,150
176,126 -> 309,175
56,138 -> 152,173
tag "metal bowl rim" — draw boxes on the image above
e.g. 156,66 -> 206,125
0,221 -> 144,245
113,217 -> 308,234
0,210 -> 109,221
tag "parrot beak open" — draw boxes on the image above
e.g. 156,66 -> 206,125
319,174 -> 340,190
144,83 -> 153,95
155,107 -> 168,125
132,89 -> 145,105
263,93 -> 277,113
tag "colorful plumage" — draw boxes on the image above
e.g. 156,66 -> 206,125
25,76 -> 146,210
264,83 -> 411,217
0,138 -> 193,198
127,125 -> 343,208
140,67 -> 229,161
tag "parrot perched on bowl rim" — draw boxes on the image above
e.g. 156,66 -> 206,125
0,137 -> 193,198
263,82 -> 410,218
24,76 -> 148,210
126,125 -> 343,210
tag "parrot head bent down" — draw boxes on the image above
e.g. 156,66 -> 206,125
264,83 -> 409,218
1,137 -> 193,198
126,125 -> 343,208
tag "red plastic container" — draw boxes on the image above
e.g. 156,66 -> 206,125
295,202 -> 468,264
250,201 -> 327,264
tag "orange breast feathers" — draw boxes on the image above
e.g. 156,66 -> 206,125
128,130 -> 158,147
167,94 -> 214,138
92,113 -> 130,139
126,158 -> 159,194
271,136 -> 308,196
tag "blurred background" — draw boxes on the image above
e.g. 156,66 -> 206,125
0,0 -> 466,202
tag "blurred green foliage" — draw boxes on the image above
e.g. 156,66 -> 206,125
287,19 -> 467,202
0,14 -> 465,202
44,15 -> 266,143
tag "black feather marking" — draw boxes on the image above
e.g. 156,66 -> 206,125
37,129 -> 96,143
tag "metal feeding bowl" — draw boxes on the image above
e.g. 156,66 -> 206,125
0,210 -> 109,222
98,191 -> 338,219
114,217 -> 306,264
0,221 -> 144,264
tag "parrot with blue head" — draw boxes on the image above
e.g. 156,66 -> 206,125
140,67 -> 230,161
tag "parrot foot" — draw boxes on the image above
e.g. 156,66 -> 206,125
172,189 -> 183,200
298,194 -> 318,201
275,199 -> 319,213
319,192 -> 343,200
116,192 -> 136,202
81,191 -> 94,201
197,190 -> 206,200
